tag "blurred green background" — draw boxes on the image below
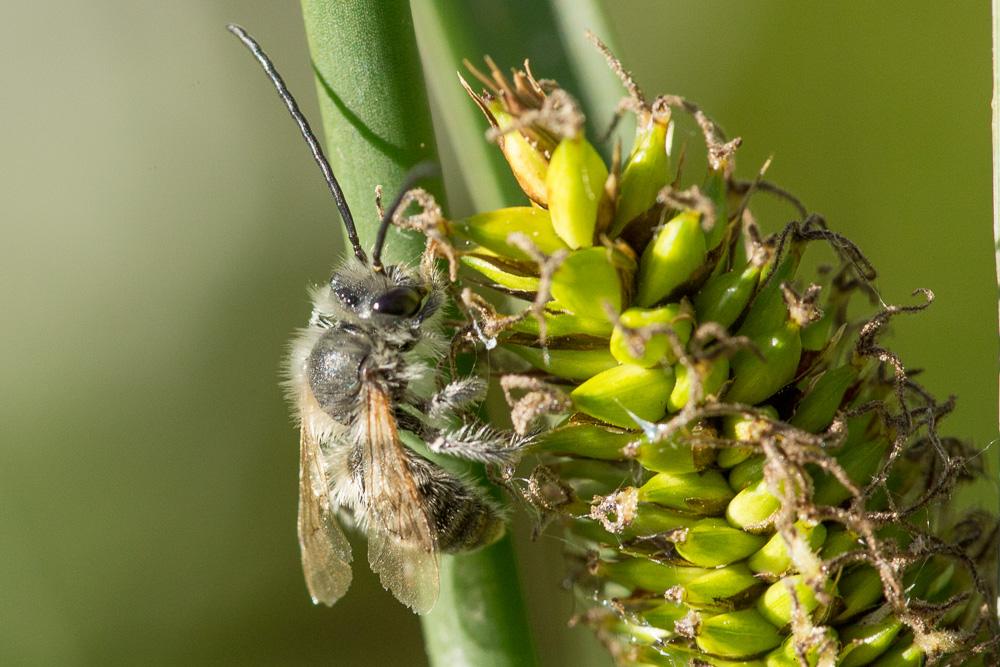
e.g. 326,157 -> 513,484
2,2 -> 996,665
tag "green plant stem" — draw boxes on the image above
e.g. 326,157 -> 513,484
411,0 -> 523,212
300,2 -> 535,665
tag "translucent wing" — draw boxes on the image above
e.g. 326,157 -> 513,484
298,422 -> 353,606
362,386 -> 440,614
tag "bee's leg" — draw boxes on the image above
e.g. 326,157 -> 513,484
427,422 -> 529,468
426,377 -> 487,427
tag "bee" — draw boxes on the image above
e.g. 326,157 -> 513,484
228,25 -> 518,614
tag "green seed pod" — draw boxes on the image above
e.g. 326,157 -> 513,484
638,469 -> 734,515
485,102 -> 551,206
611,114 -> 670,237
838,612 -> 904,667
635,210 -> 708,307
695,608 -> 784,659
702,166 -> 730,252
533,422 -> 633,460
725,320 -> 802,406
673,518 -> 768,567
726,479 -> 780,531
550,247 -> 626,319
694,262 -> 763,329
812,436 -> 890,506
596,557 -> 709,593
800,308 -> 835,352
870,638 -> 923,667
547,136 -> 608,248
833,566 -> 883,623
451,206 -> 568,260
507,344 -> 616,381
638,599 -> 687,631
633,424 -> 716,474
459,252 -> 541,293
609,303 -> 692,367
683,563 -> 764,611
727,455 -> 765,491
667,356 -> 730,412
789,364 -> 858,433
747,520 -> 827,578
625,503 -> 701,538
571,363 -> 674,428
756,574 -> 835,627
510,311 -> 614,338
765,628 -> 839,667
718,406 -> 778,468
738,248 -> 804,339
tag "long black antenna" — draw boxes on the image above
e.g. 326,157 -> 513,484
371,162 -> 439,272
226,24 -> 367,264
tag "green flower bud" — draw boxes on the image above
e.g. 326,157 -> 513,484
725,320 -> 802,406
460,252 -> 541,293
694,262 -> 762,329
833,566 -> 884,623
636,210 -> 708,307
718,406 -> 778,468
757,574 -> 835,627
726,479 -> 780,531
790,364 -> 858,433
596,557 -> 709,593
684,563 -> 764,611
765,628 -> 839,667
800,308 -> 835,352
609,304 -> 692,367
696,609 -> 783,659
870,638 -> 923,667
571,363 -> 674,428
667,356 -> 730,412
638,469 -> 734,515
633,425 -> 716,474
702,167 -> 730,252
624,503 -> 701,539
451,207 -> 568,260
611,114 -> 670,237
728,455 -> 765,491
507,344 -> 616,381
510,311 -> 614,338
637,599 -> 687,632
838,612 -> 904,667
533,422 -> 633,460
547,136 -> 608,249
747,520 -> 827,578
673,518 -> 767,567
738,248 -> 803,339
551,247 -> 628,319
812,436 -> 890,506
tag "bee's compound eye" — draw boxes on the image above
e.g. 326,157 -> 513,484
371,286 -> 423,317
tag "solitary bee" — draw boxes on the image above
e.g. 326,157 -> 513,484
228,25 -> 517,614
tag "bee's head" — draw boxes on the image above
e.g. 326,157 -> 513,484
330,264 -> 440,327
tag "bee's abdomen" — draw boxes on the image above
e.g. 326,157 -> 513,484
412,457 -> 505,553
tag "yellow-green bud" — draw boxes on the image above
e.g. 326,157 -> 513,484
748,520 -> 827,578
635,210 -> 708,307
725,320 -> 802,406
487,103 -> 551,206
673,518 -> 767,567
683,563 -> 764,611
726,479 -> 780,531
511,311 -> 614,338
611,114 -> 670,237
507,344 -> 616,381
533,422 -> 633,460
452,207 -> 568,260
547,136 -> 608,248
638,469 -> 734,515
728,455 -> 765,491
609,304 -> 692,367
757,574 -> 835,627
459,252 -> 541,293
765,628 -> 839,667
839,612 -> 904,667
790,364 -> 858,433
718,406 -> 778,468
551,247 -> 625,319
696,608 -> 784,659
596,557 -> 708,593
570,363 -> 674,428
667,356 -> 730,412
694,262 -> 762,329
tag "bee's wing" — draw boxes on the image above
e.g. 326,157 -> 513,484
298,422 -> 353,606
362,386 -> 440,615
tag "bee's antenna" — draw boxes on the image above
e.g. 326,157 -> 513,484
371,162 -> 439,273
227,24 -> 367,265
